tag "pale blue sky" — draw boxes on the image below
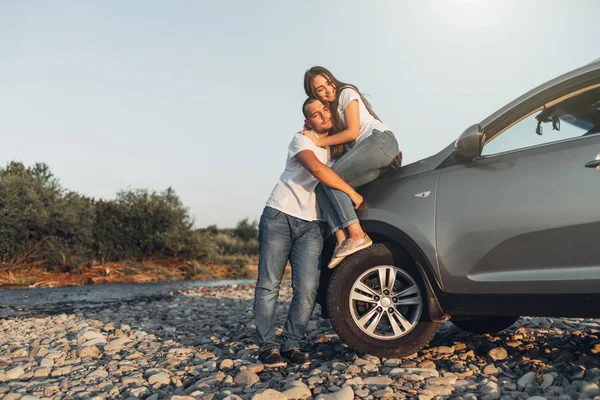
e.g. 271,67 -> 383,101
2,1 -> 598,227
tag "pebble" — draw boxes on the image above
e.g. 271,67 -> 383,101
542,373 -> 554,389
488,347 -> 508,361
281,380 -> 311,399
1,282 -> 600,400
518,371 -> 537,389
148,372 -> 170,385
316,386 -> 354,400
252,389 -> 288,400
483,365 -> 498,375
361,376 -> 392,387
234,371 -> 260,387
5,366 -> 25,380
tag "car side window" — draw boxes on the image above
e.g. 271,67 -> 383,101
482,88 -> 600,156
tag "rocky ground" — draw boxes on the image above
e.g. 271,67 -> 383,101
1,282 -> 600,400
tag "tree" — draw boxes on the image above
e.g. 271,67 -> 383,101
206,224 -> 219,235
233,218 -> 258,242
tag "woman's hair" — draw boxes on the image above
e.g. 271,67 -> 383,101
304,66 -> 380,159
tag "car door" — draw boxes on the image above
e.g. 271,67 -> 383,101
435,87 -> 600,295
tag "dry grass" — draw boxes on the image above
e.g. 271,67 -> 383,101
0,255 -> 287,289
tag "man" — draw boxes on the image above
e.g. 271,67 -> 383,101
254,98 -> 364,367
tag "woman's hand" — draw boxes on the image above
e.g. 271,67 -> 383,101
301,129 -> 323,147
349,190 -> 364,209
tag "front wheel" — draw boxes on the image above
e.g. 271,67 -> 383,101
327,243 -> 439,358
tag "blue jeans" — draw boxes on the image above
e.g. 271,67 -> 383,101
318,129 -> 399,233
254,207 -> 325,352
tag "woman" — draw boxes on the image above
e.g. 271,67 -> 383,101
303,66 -> 399,269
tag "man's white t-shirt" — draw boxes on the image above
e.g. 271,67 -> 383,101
337,87 -> 390,144
265,132 -> 330,221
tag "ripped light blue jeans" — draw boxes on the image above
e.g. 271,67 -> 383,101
317,129 -> 399,233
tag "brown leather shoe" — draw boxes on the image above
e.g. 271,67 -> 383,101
258,348 -> 287,368
281,349 -> 310,365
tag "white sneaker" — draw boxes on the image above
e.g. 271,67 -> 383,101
327,242 -> 347,269
335,234 -> 373,258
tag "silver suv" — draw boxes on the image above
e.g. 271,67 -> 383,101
319,59 -> 600,358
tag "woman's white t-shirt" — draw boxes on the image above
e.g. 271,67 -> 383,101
337,87 -> 389,143
265,132 -> 331,221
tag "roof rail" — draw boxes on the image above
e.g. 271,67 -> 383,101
587,57 -> 600,65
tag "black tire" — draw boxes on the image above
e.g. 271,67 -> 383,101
327,243 -> 440,358
452,316 -> 520,334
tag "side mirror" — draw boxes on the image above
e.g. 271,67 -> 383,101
455,124 -> 484,160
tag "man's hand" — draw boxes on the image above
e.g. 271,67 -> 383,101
390,151 -> 403,170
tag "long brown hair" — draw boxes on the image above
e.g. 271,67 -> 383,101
304,66 -> 380,158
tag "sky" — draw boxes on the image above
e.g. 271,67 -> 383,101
2,1 -> 599,227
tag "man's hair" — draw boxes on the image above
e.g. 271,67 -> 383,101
302,97 -> 321,119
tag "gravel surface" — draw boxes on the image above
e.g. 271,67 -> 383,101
1,281 -> 600,400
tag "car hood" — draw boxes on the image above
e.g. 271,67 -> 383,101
372,141 -> 456,185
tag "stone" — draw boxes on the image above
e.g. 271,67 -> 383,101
581,382 -> 599,397
33,368 -> 50,378
345,365 -> 361,375
542,374 -> 554,389
488,347 -> 508,361
362,376 -> 392,387
4,395 -> 25,400
383,359 -> 400,367
40,358 -> 54,367
78,346 -> 101,358
332,362 -> 346,371
433,346 -> 454,354
425,377 -> 456,385
252,389 -> 288,400
148,372 -> 170,385
5,366 -> 25,380
423,385 -> 454,396
246,364 -> 265,374
105,338 -> 129,351
78,330 -> 105,342
344,377 -> 362,386
129,387 -> 151,398
87,368 -> 108,379
481,381 -> 500,400
518,371 -> 537,389
372,388 -> 394,399
282,381 -> 311,399
234,371 -> 260,387
315,386 -> 354,400
220,359 -> 234,370
483,365 -> 498,375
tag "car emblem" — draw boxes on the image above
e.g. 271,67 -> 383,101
414,191 -> 431,198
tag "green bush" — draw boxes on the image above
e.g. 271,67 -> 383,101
0,161 -> 258,272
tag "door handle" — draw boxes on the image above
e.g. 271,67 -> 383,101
585,159 -> 600,168
585,153 -> 600,168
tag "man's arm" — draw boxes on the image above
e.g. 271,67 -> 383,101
295,150 -> 363,207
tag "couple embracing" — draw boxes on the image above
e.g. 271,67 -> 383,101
253,66 -> 400,367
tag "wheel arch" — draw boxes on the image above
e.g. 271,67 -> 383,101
318,220 -> 449,322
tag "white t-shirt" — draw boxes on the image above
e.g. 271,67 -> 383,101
337,87 -> 389,143
265,132 -> 331,221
